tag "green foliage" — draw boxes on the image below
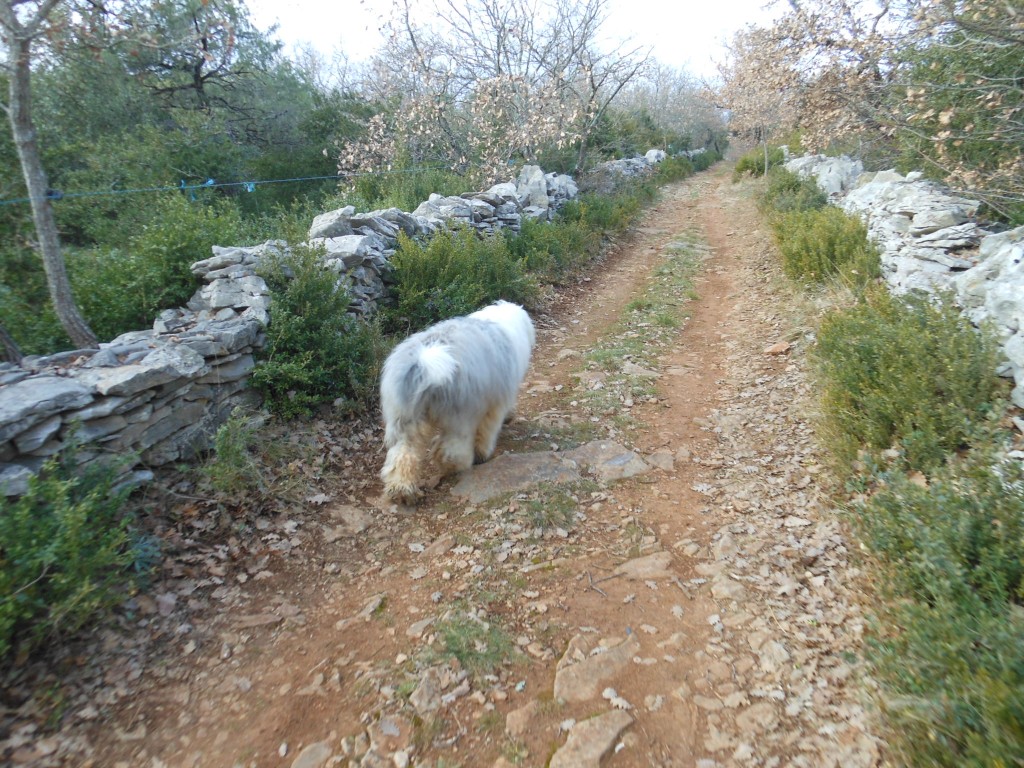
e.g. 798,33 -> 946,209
770,206 -> 880,286
733,145 -> 785,179
70,195 -> 245,342
688,146 -> 724,172
653,155 -> 695,183
199,409 -> 265,495
758,167 -> 828,214
0,244 -> 69,355
814,288 -> 1001,475
364,164 -> 466,213
251,246 -> 383,419
432,610 -> 517,678
504,214 -> 597,282
387,228 -> 539,331
855,449 -> 1024,765
565,185 -> 656,236
0,451 -> 136,662
894,22 -> 1024,225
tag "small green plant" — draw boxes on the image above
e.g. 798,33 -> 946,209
387,228 -> 539,331
771,205 -> 880,287
814,288 -> 1002,475
199,408 -> 265,495
518,484 -> 584,531
251,245 -> 384,419
0,449 -> 136,661
431,610 -> 518,678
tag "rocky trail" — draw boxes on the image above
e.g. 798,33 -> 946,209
4,160 -> 884,767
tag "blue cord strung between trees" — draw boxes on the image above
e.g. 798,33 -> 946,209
0,164 -> 451,207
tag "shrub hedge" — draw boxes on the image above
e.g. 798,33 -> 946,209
753,154 -> 1023,763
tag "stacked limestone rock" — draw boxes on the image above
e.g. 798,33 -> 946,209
0,165 -> 581,496
784,154 -> 1024,408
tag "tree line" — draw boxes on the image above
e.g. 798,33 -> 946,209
717,0 -> 1023,224
1,0 -> 724,357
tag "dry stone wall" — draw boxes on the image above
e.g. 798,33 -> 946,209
2,157 -> 662,496
785,154 -> 1024,408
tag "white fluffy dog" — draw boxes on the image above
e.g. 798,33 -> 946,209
380,300 -> 535,502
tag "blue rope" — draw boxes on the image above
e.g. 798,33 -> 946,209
0,164 -> 451,207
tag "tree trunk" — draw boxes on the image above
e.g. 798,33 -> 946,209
0,323 -> 22,364
7,36 -> 98,349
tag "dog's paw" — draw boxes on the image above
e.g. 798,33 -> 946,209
383,481 -> 420,506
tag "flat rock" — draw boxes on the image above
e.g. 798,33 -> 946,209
291,740 -> 333,768
409,668 -> 443,714
567,440 -> 651,482
613,551 -> 674,580
0,376 -> 94,442
554,635 -> 640,703
549,710 -> 633,768
450,451 -> 580,503
505,700 -> 539,739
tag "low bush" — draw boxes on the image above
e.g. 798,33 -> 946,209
771,205 -> 880,287
504,214 -> 597,282
387,228 -> 539,331
70,195 -> 245,342
758,167 -> 828,214
0,450 -> 136,662
251,246 -> 383,419
688,146 -> 724,172
653,155 -> 694,183
814,288 -> 1002,475
856,449 -> 1024,765
733,145 -> 786,179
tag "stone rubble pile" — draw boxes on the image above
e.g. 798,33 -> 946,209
2,156 -> 635,495
785,154 -> 1024,407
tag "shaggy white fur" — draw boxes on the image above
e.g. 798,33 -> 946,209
379,300 -> 535,502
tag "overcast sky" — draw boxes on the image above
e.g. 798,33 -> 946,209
246,0 -> 784,81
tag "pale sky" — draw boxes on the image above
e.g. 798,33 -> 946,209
246,0 -> 784,81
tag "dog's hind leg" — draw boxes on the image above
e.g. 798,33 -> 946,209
474,404 -> 505,463
380,423 -> 432,503
435,422 -> 476,475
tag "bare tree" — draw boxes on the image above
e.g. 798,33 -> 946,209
344,0 -> 649,183
1,0 -> 98,348
716,25 -> 800,170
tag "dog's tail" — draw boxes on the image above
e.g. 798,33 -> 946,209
415,344 -> 459,391
381,342 -> 458,437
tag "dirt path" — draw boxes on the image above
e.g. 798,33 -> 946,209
7,161 -> 883,767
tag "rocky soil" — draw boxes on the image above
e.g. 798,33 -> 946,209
2,159 -> 885,767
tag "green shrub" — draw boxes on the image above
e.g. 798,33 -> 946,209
70,195 -> 245,342
387,228 -> 539,331
771,206 -> 880,286
251,246 -> 383,419
504,214 -> 597,282
814,288 -> 1001,475
733,145 -> 785,179
688,147 -> 723,172
758,167 -> 828,214
653,155 -> 694,183
0,451 -> 136,661
857,450 -> 1024,765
